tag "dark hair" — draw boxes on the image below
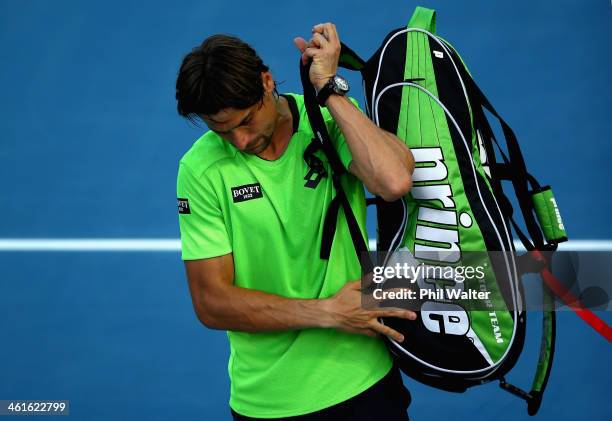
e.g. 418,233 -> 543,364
175,34 -> 268,123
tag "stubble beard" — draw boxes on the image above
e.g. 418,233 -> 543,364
245,132 -> 273,155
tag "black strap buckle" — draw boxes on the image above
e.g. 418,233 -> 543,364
303,138 -> 328,189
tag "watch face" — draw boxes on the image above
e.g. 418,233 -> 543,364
332,75 -> 350,94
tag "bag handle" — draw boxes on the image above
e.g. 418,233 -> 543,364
408,6 -> 436,33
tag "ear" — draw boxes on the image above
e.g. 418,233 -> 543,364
261,71 -> 275,94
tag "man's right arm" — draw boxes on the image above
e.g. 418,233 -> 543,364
184,254 -> 416,342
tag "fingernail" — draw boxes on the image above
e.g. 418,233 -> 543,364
397,335 -> 404,342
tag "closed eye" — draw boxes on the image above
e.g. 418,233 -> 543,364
213,112 -> 254,136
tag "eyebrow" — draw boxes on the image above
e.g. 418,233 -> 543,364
210,109 -> 254,134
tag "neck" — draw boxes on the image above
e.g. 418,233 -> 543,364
257,95 -> 293,160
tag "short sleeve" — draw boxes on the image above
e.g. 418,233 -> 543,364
325,96 -> 362,170
177,162 -> 232,260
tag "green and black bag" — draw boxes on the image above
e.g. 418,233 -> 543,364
342,8 -> 561,414
298,6 -> 576,415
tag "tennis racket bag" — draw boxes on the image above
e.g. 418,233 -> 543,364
299,6 -> 574,416
343,6 -> 571,415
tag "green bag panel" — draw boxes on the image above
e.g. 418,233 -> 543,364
395,27 -> 518,364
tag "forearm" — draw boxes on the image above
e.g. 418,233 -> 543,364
195,283 -> 332,332
187,254 -> 416,341
326,94 -> 414,200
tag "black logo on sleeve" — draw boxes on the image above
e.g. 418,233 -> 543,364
178,198 -> 191,214
231,183 -> 263,203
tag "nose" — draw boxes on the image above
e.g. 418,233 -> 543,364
232,130 -> 257,151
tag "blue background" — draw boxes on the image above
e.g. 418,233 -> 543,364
0,1 -> 610,420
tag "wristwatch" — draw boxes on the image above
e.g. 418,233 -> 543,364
316,74 -> 350,106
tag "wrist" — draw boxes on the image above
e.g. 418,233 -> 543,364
316,74 -> 350,107
314,75 -> 333,92
315,298 -> 337,329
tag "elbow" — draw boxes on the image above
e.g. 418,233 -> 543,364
380,158 -> 413,201
195,310 -> 223,330
379,149 -> 415,202
195,311 -> 214,329
378,175 -> 412,202
193,299 -> 224,330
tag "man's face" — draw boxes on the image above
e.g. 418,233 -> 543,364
202,94 -> 277,155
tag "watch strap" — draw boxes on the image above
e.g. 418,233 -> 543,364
316,77 -> 335,106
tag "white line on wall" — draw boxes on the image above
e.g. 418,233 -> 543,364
0,239 -> 181,251
0,239 -> 610,252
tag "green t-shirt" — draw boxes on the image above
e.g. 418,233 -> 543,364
177,94 -> 392,418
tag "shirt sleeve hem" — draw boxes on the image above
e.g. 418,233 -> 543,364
181,248 -> 233,261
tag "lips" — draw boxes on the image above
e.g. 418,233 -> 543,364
244,140 -> 263,153
245,136 -> 269,154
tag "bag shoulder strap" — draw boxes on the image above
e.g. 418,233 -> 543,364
339,43 -> 365,71
444,41 -> 547,251
299,59 -> 372,273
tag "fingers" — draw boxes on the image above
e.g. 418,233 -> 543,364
298,33 -> 331,64
361,271 -> 376,289
371,309 -> 418,321
369,320 -> 405,343
293,37 -> 307,52
295,22 -> 340,69
348,279 -> 362,289
349,279 -> 417,319
310,32 -> 329,48
362,285 -> 416,309
294,37 -> 312,64
312,22 -> 339,45
294,33 -> 330,54
300,47 -> 318,65
354,328 -> 379,338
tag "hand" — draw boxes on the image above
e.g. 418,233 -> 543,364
321,280 -> 417,342
294,23 -> 341,91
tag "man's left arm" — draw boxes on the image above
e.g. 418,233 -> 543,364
295,22 -> 415,202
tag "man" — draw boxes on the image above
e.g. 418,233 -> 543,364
175,23 -> 415,420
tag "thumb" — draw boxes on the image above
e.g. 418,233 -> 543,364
293,37 -> 307,52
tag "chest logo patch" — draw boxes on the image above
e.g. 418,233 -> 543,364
177,198 -> 191,214
231,183 -> 263,203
